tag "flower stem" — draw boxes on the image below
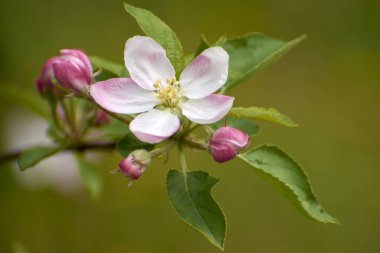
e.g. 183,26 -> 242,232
178,144 -> 188,172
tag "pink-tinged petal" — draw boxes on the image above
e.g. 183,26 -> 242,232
210,141 -> 238,163
53,60 -> 90,92
60,49 -> 93,78
36,56 -> 59,95
129,109 -> 180,144
179,47 -> 229,99
90,78 -> 159,114
212,126 -> 250,149
181,94 -> 234,124
124,36 -> 175,90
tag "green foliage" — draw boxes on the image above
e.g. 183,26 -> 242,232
124,3 -> 185,74
0,85 -> 49,118
194,34 -> 211,58
190,35 -> 227,63
239,145 -> 339,224
228,106 -> 298,127
75,153 -> 102,200
166,170 -> 226,250
101,119 -> 131,140
211,117 -> 260,136
17,146 -> 64,171
222,33 -> 306,92
90,55 -> 129,80
117,133 -> 154,157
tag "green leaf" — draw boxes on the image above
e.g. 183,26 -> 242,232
190,35 -> 227,64
0,84 -> 49,118
239,145 -> 339,224
222,33 -> 306,92
18,146 -> 64,171
194,34 -> 211,58
90,55 -> 129,80
210,117 -> 260,136
124,3 -> 185,74
214,35 -> 227,47
101,119 -> 130,140
228,106 -> 298,127
166,170 -> 226,250
117,133 -> 154,157
75,153 -> 102,200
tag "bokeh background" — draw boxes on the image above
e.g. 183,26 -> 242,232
0,0 -> 379,252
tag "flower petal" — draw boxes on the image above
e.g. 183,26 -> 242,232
212,126 -> 250,149
181,94 -> 234,124
124,36 -> 175,90
53,60 -> 90,92
210,141 -> 238,163
60,49 -> 93,79
179,47 -> 229,99
90,78 -> 159,114
129,109 -> 180,144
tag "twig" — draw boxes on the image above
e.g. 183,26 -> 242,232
0,141 -> 117,165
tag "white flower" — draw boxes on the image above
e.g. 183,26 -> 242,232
91,36 -> 234,144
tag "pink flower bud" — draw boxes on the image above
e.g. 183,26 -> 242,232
36,56 -> 60,95
94,110 -> 111,126
53,49 -> 93,93
118,150 -> 151,183
210,126 -> 250,163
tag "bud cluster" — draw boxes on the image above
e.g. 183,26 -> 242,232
36,49 -> 93,96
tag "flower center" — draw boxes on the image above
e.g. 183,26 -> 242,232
154,77 -> 182,108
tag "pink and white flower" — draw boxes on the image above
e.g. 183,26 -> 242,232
91,36 -> 234,144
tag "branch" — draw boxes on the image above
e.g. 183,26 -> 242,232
0,141 -> 117,165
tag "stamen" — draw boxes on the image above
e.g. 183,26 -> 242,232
154,76 -> 181,108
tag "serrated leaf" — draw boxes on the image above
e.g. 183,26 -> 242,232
18,146 -> 64,171
75,153 -> 102,200
0,84 -> 49,118
166,170 -> 226,250
117,133 -> 154,157
239,145 -> 338,224
228,106 -> 298,127
222,33 -> 306,92
210,117 -> 260,136
124,3 -> 185,74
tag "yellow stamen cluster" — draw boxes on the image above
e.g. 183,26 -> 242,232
154,77 -> 181,108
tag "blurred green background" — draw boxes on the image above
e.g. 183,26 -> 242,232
0,0 -> 379,252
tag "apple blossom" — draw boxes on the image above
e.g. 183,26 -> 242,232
210,126 -> 250,163
53,49 -> 93,94
91,36 -> 234,144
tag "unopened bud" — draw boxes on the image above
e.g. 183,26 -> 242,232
118,150 -> 151,185
210,126 -> 250,163
53,49 -> 93,94
94,110 -> 111,126
36,56 -> 60,96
